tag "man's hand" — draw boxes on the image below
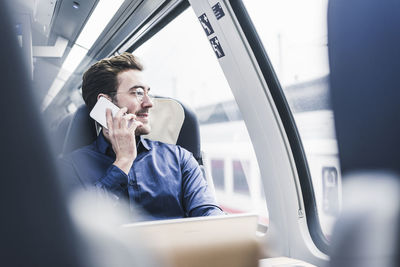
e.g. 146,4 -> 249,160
105,107 -> 143,174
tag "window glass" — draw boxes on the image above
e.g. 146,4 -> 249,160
233,160 -> 250,195
211,159 -> 225,190
242,0 -> 340,238
135,8 -> 268,225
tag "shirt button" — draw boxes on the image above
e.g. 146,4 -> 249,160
129,179 -> 135,186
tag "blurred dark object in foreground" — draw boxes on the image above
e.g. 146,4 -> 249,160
328,0 -> 400,266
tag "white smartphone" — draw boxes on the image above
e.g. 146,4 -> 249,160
89,97 -> 120,129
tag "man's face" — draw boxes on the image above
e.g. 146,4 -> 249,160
113,69 -> 153,135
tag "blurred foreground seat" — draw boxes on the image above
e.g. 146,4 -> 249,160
328,0 -> 400,266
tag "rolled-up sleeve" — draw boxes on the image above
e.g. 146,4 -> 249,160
180,149 -> 224,217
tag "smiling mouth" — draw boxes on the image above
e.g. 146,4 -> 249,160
136,113 -> 148,119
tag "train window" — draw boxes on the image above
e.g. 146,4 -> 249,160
233,160 -> 250,196
242,0 -> 341,237
211,159 -> 225,190
135,8 -> 268,224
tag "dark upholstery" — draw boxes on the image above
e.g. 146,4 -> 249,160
328,0 -> 400,174
328,0 -> 400,266
176,100 -> 202,163
0,1 -> 86,266
61,105 -> 97,155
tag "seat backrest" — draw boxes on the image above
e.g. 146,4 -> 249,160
0,1 -> 86,266
328,0 -> 400,266
60,104 -> 97,155
59,97 -> 203,163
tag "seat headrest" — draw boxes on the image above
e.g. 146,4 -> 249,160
145,97 -> 202,161
143,98 -> 185,145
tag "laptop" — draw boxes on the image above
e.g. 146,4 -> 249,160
121,213 -> 261,267
121,213 -> 259,248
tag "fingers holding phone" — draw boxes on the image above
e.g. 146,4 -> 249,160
111,107 -> 128,131
105,107 -> 138,174
105,106 -> 143,133
126,114 -> 143,132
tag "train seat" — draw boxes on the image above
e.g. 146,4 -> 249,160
328,0 -> 400,266
59,104 -> 97,156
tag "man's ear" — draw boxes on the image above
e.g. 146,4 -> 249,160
97,93 -> 112,101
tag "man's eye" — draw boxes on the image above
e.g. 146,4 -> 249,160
135,90 -> 145,96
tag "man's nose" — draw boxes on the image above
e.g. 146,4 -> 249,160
141,94 -> 153,108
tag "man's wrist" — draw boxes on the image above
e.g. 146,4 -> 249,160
113,157 -> 134,175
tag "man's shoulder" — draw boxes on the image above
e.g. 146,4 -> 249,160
143,138 -> 193,158
143,138 -> 180,151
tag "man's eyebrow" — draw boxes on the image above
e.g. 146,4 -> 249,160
128,85 -> 150,91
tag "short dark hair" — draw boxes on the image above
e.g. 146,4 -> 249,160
82,52 -> 143,111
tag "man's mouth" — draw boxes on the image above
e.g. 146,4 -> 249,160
136,112 -> 149,121
136,113 -> 148,118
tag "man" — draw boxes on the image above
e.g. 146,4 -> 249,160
60,52 -> 223,220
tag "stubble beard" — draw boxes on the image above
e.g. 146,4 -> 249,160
135,124 -> 151,136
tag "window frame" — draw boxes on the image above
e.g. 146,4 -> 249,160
229,0 -> 329,253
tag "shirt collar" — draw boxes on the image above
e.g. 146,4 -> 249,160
96,131 -> 110,154
139,135 -> 151,151
96,131 -> 151,155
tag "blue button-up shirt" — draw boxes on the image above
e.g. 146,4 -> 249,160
59,132 -> 223,220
